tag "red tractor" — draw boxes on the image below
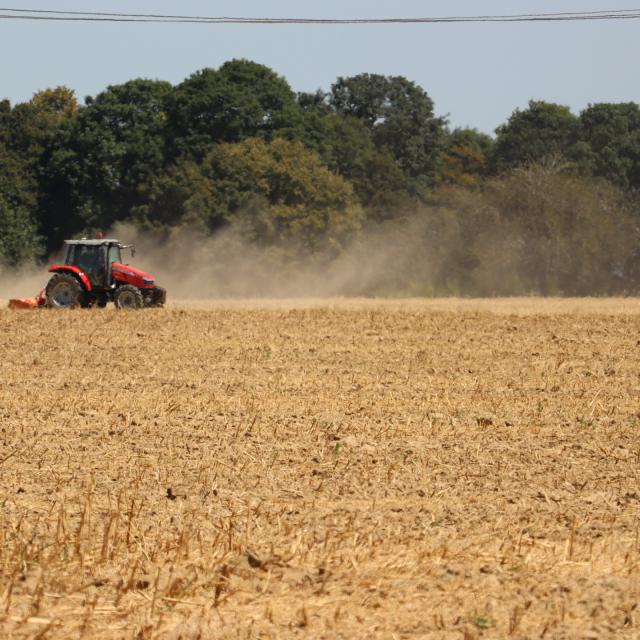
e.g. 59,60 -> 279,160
37,238 -> 166,310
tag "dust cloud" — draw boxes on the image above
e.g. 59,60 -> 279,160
0,219 -> 431,301
1,196 -> 636,301
0,262 -> 50,300
110,220 -> 434,300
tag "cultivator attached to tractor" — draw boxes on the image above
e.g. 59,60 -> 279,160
8,290 -> 46,310
8,238 -> 166,310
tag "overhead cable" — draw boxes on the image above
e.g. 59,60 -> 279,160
0,7 -> 639,24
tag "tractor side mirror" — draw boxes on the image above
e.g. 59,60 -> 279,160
131,247 -> 136,258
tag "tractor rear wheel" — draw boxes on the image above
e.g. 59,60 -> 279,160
45,273 -> 86,309
114,285 -> 143,310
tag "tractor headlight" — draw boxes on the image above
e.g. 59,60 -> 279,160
143,277 -> 154,285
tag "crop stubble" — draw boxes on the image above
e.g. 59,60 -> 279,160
0,299 -> 639,638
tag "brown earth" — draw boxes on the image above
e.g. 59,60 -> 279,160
1,299 -> 639,639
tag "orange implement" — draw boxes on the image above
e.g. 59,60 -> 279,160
8,290 -> 46,310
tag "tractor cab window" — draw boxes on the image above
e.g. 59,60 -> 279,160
70,245 -> 101,273
107,245 -> 122,265
64,245 -> 79,266
67,244 -> 108,289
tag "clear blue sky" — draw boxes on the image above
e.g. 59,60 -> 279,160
1,1 -> 638,134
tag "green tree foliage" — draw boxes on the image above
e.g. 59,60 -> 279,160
29,87 -> 78,127
0,99 -> 10,131
200,138 -> 362,251
0,191 -> 41,265
2,87 -> 77,165
286,110 -> 412,216
577,103 -> 640,189
0,92 -> 66,262
297,90 -> 333,117
42,79 -> 172,247
330,74 -> 446,183
134,138 -> 362,252
348,148 -> 414,221
166,60 -> 302,159
0,89 -> 77,260
0,138 -> 36,209
0,140 -> 42,264
440,128 -> 494,188
133,160 -> 214,231
492,101 -> 579,171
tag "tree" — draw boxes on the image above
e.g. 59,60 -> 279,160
200,138 -> 362,251
0,141 -> 33,196
418,164 -> 640,296
297,90 -> 332,116
0,99 -> 10,136
0,141 -> 42,264
0,192 -> 41,265
132,159 -> 214,231
440,128 -> 494,188
0,88 -> 78,256
282,111 -> 414,220
29,87 -> 78,127
166,60 -> 302,159
330,74 -> 446,183
42,79 -> 172,247
492,101 -> 580,171
483,165 -> 638,294
2,87 -> 77,162
0,94 -> 56,263
577,102 -> 640,190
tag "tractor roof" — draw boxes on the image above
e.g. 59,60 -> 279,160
64,239 -> 121,246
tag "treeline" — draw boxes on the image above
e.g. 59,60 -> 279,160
1,59 -> 639,294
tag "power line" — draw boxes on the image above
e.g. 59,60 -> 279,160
0,7 -> 639,25
2,7 -> 640,19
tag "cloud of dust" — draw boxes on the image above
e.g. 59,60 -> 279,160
0,218 -> 433,301
110,218 -> 433,299
0,262 -> 49,300
0,246 -> 66,301
2,180 -> 635,301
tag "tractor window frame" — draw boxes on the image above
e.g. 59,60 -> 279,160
64,245 -> 77,265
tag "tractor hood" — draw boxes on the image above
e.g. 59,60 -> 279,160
111,263 -> 155,289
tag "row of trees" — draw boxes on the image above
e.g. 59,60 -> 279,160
1,59 -> 639,294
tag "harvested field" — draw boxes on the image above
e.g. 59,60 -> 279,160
1,298 -> 639,638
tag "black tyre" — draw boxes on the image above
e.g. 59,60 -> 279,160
45,272 -> 86,309
114,284 -> 143,310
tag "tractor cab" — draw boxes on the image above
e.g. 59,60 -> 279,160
63,239 -> 131,290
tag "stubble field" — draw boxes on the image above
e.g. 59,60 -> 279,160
1,298 -> 639,639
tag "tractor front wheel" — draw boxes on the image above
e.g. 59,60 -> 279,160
45,273 -> 86,309
114,285 -> 143,310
